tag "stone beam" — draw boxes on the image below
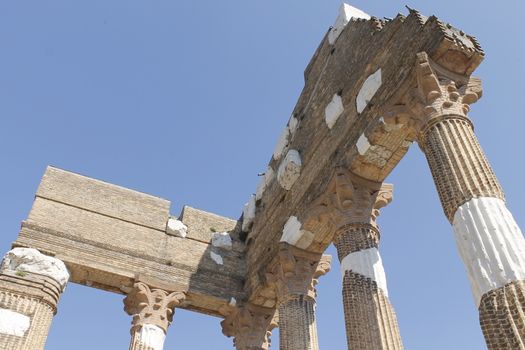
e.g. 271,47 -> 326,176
13,166 -> 246,317
243,6 -> 484,303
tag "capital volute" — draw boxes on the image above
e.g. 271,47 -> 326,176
123,282 -> 186,333
383,52 -> 482,143
266,243 -> 331,302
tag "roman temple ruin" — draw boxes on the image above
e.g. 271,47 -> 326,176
1,4 -> 524,350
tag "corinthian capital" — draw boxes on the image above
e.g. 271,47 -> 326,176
383,52 -> 482,141
124,282 -> 186,333
306,168 -> 393,234
221,304 -> 277,350
266,243 -> 331,302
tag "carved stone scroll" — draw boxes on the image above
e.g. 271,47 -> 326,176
221,304 -> 277,350
124,282 -> 186,350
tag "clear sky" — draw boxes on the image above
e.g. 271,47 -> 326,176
1,1 -> 524,349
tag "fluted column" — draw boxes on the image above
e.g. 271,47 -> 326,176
221,303 -> 277,350
0,247 -> 69,350
395,52 -> 525,349
267,243 -> 331,350
314,168 -> 403,350
124,282 -> 185,350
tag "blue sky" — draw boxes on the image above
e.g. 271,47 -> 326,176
1,1 -> 524,349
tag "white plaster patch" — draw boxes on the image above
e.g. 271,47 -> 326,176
288,115 -> 299,135
0,309 -> 30,337
273,117 -> 300,161
210,251 -> 224,265
356,69 -> 382,113
341,247 -> 388,296
1,248 -> 69,289
255,167 -> 275,201
277,149 -> 302,191
324,94 -> 344,129
380,116 -> 404,132
280,216 -> 314,250
356,134 -> 371,155
137,324 -> 166,350
328,3 -> 371,45
242,195 -> 256,232
273,127 -> 290,161
452,197 -> 525,307
212,232 -> 232,249
166,218 -> 188,238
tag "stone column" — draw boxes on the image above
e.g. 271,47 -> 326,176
124,282 -> 185,350
0,247 -> 69,350
393,52 -> 525,349
267,243 -> 331,350
314,169 -> 403,350
221,303 -> 277,350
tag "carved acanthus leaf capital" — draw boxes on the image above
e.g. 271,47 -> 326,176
220,304 -> 277,350
124,282 -> 186,333
383,52 -> 482,142
312,254 -> 332,292
266,243 -> 331,302
306,168 -> 392,234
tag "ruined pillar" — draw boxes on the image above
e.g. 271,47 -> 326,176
124,282 -> 185,350
397,52 -> 525,349
267,243 -> 331,350
309,168 -> 402,350
0,247 -> 69,350
221,303 -> 277,350
333,182 -> 402,350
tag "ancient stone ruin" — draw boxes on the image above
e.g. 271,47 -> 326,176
1,4 -> 524,350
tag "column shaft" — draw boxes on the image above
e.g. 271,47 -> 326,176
267,244 -> 330,350
278,295 -> 318,350
412,52 -> 525,349
129,324 -> 166,350
335,224 -> 403,350
421,117 -> 503,221
421,117 -> 525,349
